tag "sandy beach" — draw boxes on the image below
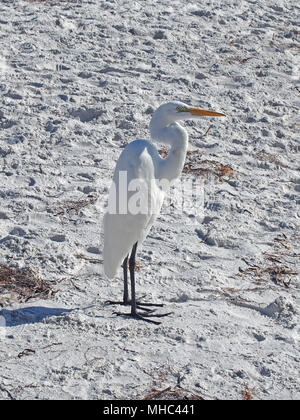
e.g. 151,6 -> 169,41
0,0 -> 299,400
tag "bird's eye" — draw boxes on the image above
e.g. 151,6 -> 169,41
176,106 -> 189,113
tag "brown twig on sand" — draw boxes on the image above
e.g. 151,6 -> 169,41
141,386 -> 204,400
240,264 -> 296,289
17,349 -> 36,359
159,149 -> 235,182
242,383 -> 254,400
186,150 -> 201,157
216,165 -> 235,181
237,234 -> 298,289
224,56 -> 253,64
141,386 -> 172,400
70,278 -> 82,291
0,385 -> 15,400
204,124 -> 213,136
0,264 -> 55,304
183,159 -> 235,183
74,254 -> 103,264
274,235 -> 291,250
256,151 -> 287,168
54,195 -> 97,218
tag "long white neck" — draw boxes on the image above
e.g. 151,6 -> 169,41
150,117 -> 188,184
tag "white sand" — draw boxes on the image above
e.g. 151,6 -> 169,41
0,0 -> 299,400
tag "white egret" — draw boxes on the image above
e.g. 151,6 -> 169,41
104,101 -> 225,324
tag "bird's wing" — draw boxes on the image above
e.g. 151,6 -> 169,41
104,140 -> 164,278
103,140 -> 164,278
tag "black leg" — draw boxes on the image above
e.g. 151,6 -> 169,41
113,242 -> 173,325
104,248 -> 162,309
128,242 -> 164,310
129,242 -> 137,316
105,254 -> 129,306
122,255 -> 129,304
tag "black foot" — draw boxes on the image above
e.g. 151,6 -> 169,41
105,299 -> 130,306
113,310 -> 173,325
105,297 -> 164,309
105,300 -> 155,313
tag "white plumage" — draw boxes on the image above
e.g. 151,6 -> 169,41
103,101 -> 225,324
104,139 -> 165,278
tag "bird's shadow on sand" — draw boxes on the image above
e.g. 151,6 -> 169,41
0,306 -> 74,327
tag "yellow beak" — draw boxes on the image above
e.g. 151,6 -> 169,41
189,107 -> 225,117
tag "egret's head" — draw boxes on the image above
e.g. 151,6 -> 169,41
150,101 -> 225,144
151,101 -> 225,125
